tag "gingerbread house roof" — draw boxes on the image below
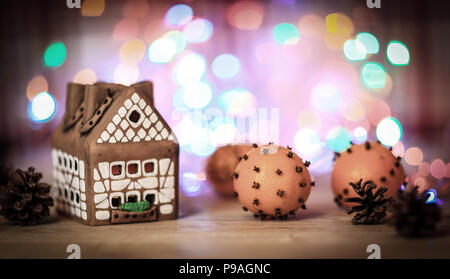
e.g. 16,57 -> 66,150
52,81 -> 177,156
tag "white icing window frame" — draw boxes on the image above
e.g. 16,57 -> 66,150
143,190 -> 158,205
126,105 -> 145,128
110,161 -> 126,180
126,160 -> 141,178
142,159 -> 158,176
126,190 -> 141,202
109,192 -> 124,209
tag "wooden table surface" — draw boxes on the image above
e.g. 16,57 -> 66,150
1,174 -> 449,259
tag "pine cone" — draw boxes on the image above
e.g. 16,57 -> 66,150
344,179 -> 392,225
391,185 -> 442,237
0,167 -> 54,226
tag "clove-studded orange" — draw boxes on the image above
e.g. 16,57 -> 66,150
331,141 -> 406,208
233,143 -> 314,220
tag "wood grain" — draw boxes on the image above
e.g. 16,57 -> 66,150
1,174 -> 449,259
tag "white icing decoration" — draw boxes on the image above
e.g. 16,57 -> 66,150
99,162 -> 109,179
160,204 -> 173,215
111,179 -> 131,191
94,193 -> 108,204
165,176 -> 174,188
131,93 -> 140,103
94,182 -> 105,193
93,169 -> 100,181
159,158 -> 170,175
137,177 -> 158,189
95,210 -> 110,220
72,177 -> 79,190
96,199 -> 109,209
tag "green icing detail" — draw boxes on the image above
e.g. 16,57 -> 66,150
120,200 -> 150,212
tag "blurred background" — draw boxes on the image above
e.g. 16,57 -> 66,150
0,0 -> 449,203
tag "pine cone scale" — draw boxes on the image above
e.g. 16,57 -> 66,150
0,167 -> 54,226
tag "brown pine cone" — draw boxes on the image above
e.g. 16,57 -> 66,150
344,179 -> 392,225
391,185 -> 442,237
0,167 -> 54,226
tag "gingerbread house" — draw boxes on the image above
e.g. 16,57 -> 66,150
51,81 -> 179,225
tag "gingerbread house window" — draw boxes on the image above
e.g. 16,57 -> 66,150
110,162 -> 125,179
126,191 -> 140,203
126,160 -> 141,177
145,193 -> 155,205
129,110 -> 141,123
111,196 -> 122,208
69,156 -> 73,171
142,159 -> 157,176
126,105 -> 144,128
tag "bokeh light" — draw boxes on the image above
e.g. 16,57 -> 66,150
298,110 -> 322,131
254,41 -> 281,64
352,126 -> 368,143
226,1 -> 264,30
182,82 -> 213,109
294,128 -> 324,156
310,83 -> 341,113
376,116 -> 403,146
217,89 -> 257,117
163,31 -> 187,54
188,128 -> 216,157
325,32 -> 352,50
404,147 -> 423,166
324,12 -> 353,50
211,54 -> 240,78
343,39 -> 367,61
113,19 -> 140,41
341,99 -> 366,122
211,124 -> 238,146
123,0 -> 149,18
81,0 -> 105,17
273,23 -> 300,44
174,53 -> 206,86
73,68 -> 97,84
430,159 -> 446,179
113,63 -> 139,85
418,162 -> 430,177
26,75 -> 48,101
326,126 -> 352,152
165,4 -> 193,27
356,32 -> 379,54
183,18 -> 214,43
181,172 -> 203,197
148,38 -> 177,63
119,39 -> 146,65
28,92 -> 56,123
387,41 -> 410,66
361,62 -> 387,89
367,98 -> 391,126
43,42 -> 67,68
298,14 -> 326,39
325,13 -> 354,35
370,72 -> 393,96
391,141 -> 405,158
